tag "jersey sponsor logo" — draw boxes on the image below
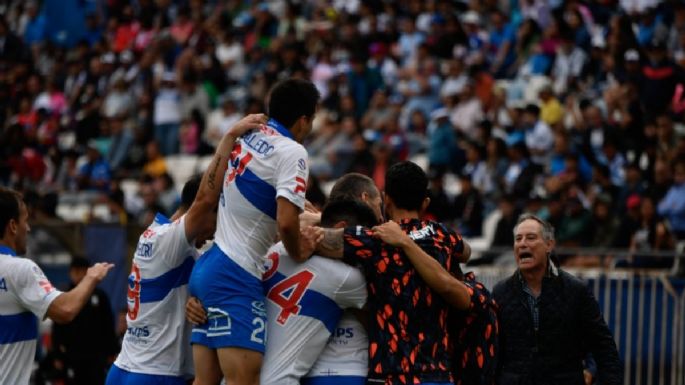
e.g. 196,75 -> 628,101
142,228 -> 156,239
0,277 -> 6,292
266,269 -> 315,325
408,224 -> 436,241
126,326 -> 150,338
127,263 -> 141,320
136,242 -> 153,258
335,327 -> 355,339
294,176 -> 307,194
251,300 -> 267,317
242,131 -> 275,156
38,280 -> 55,294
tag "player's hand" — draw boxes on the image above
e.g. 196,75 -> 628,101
302,226 -> 324,245
583,369 -> 593,385
372,221 -> 411,248
227,113 -> 268,139
299,211 -> 322,229
86,263 -> 115,282
299,226 -> 323,260
186,297 -> 207,325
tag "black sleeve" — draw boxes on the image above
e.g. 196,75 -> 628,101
579,285 -> 623,385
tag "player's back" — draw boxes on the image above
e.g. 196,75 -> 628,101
114,214 -> 198,377
303,311 -> 368,382
214,119 -> 308,278
260,242 -> 366,385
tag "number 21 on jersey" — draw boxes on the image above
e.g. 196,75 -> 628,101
267,270 -> 315,325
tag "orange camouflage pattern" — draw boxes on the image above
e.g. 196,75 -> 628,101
343,218 -> 464,385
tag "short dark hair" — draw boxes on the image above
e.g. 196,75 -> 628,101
321,199 -> 379,228
180,174 -> 203,209
267,78 -> 320,129
329,173 -> 379,202
385,161 -> 428,211
0,187 -> 22,237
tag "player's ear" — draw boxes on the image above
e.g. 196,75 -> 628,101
420,197 -> 431,215
333,220 -> 347,229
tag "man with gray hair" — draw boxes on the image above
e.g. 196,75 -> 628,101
492,213 -> 621,385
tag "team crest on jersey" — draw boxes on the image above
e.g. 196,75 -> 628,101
297,158 -> 306,170
262,251 -> 279,280
251,300 -> 267,317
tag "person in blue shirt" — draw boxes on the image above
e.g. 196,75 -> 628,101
23,1 -> 46,47
78,142 -> 112,192
658,159 -> 685,240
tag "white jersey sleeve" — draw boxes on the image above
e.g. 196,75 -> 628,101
275,145 -> 308,210
14,259 -> 62,319
138,214 -> 195,268
333,268 -> 366,310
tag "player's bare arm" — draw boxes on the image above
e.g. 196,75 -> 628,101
373,221 -> 470,310
185,114 -> 268,242
47,262 -> 115,323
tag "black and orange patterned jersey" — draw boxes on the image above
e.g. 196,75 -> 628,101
343,218 -> 465,385
448,272 -> 499,385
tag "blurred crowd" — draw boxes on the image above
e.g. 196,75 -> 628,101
1,0 -> 685,267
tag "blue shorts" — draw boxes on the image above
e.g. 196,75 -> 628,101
189,243 -> 267,353
105,365 -> 186,385
301,376 -> 366,385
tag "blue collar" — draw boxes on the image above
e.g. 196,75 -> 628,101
0,245 -> 17,256
266,118 -> 295,140
154,213 -> 171,225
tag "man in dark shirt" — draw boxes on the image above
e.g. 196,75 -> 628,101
52,256 -> 118,385
307,161 -> 471,385
492,214 -> 621,385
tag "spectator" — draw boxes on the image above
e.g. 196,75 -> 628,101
427,108 -> 458,174
77,142 -> 112,192
453,172 -> 484,237
658,158 -> 685,241
630,196 -> 674,267
153,73 -> 182,155
522,103 -> 554,166
142,141 -> 167,178
106,115 -> 134,171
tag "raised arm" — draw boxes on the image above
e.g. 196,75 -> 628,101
372,221 -> 470,310
184,114 -> 268,243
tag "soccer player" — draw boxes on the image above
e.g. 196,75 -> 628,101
260,199 -> 378,385
106,114 -> 266,385
305,161 -> 472,385
372,222 -> 498,385
189,78 -> 320,385
0,187 -> 113,385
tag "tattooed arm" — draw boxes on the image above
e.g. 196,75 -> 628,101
302,226 -> 345,259
184,114 -> 268,243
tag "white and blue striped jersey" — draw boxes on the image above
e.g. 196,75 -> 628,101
260,242 -> 367,385
305,312 -> 369,379
214,119 -> 308,279
114,213 -> 198,378
0,245 -> 62,385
